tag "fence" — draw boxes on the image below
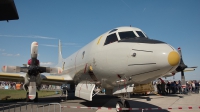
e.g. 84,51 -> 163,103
0,103 -> 200,112
0,103 -> 61,112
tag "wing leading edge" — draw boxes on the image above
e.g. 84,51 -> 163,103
0,72 -> 72,85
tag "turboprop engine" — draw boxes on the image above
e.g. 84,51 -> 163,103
2,42 -> 62,102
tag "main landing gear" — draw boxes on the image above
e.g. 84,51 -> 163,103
116,93 -> 131,112
26,92 -> 38,102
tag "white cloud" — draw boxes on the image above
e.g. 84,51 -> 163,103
0,35 -> 57,39
41,44 -> 58,47
41,43 -> 79,48
2,53 -> 20,57
40,62 -> 54,66
63,43 -> 77,46
16,53 -> 20,56
0,49 -> 5,52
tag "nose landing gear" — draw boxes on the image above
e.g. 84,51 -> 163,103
116,93 -> 131,112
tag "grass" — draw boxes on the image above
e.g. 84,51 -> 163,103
0,89 -> 58,102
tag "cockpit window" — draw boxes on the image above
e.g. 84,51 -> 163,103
118,31 -> 137,40
109,29 -> 118,33
136,31 -> 146,38
104,33 -> 118,45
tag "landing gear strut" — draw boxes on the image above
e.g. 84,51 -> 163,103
26,92 -> 30,102
34,92 -> 38,102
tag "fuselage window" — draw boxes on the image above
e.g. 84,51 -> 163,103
104,33 -> 118,45
136,31 -> 146,38
118,31 -> 137,40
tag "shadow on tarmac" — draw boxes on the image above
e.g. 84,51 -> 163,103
0,94 -> 172,112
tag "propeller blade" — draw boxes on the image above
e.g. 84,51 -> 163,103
28,82 -> 37,100
31,42 -> 38,59
187,66 -> 197,68
177,47 -> 182,57
176,47 -> 187,72
181,70 -> 186,86
2,66 -> 20,73
20,67 -> 28,72
39,67 -> 63,74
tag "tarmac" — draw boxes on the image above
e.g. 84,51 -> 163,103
0,92 -> 200,112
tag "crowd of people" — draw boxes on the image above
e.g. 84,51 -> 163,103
0,81 -> 61,90
1,80 -> 200,95
154,79 -> 200,95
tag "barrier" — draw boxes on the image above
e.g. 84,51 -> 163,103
0,103 -> 200,112
62,105 -> 200,110
0,103 -> 61,112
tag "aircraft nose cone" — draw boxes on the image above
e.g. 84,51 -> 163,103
168,51 -> 180,66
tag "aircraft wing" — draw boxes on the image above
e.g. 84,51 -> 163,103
0,0 -> 19,21
0,72 -> 70,85
41,74 -> 72,85
0,72 -> 25,82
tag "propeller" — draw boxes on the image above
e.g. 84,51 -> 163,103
176,47 -> 187,76
175,47 -> 197,87
2,41 -> 62,101
2,42 -> 61,74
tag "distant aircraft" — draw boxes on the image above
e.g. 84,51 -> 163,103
1,26 -> 191,111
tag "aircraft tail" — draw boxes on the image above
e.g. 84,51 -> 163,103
58,40 -> 63,64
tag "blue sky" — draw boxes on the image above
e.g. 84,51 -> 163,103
0,0 -> 200,80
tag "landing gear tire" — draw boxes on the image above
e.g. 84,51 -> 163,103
116,101 -> 124,112
34,92 -> 38,102
26,92 -> 30,102
116,100 -> 130,112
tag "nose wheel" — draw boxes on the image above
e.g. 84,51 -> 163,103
116,101 -> 123,112
116,100 -> 130,112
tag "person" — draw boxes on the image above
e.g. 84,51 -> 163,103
175,81 -> 179,94
153,81 -> 157,93
195,81 -> 199,93
166,81 -> 171,94
61,85 -> 68,96
158,78 -> 166,95
170,81 -> 175,94
186,81 -> 190,93
157,81 -> 161,94
191,81 -> 195,93
178,80 -> 182,94
16,82 -> 21,90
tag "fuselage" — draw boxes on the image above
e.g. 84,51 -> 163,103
59,26 -> 180,89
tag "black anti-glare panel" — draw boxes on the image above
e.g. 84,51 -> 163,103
0,0 -> 19,21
